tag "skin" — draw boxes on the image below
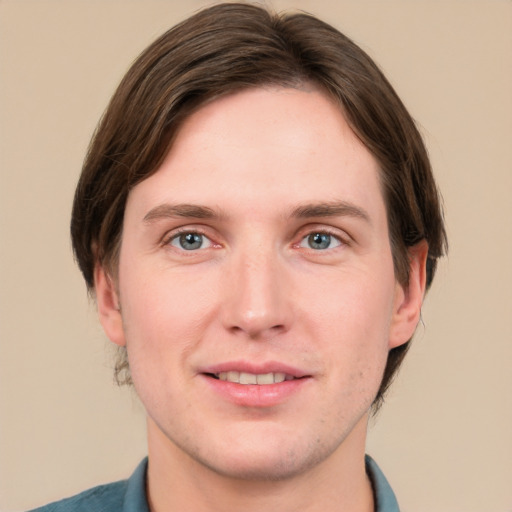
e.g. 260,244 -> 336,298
95,86 -> 427,512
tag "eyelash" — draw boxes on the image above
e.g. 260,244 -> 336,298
163,226 -> 348,254
163,227 -> 215,251
297,230 -> 345,251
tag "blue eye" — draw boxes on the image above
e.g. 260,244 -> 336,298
170,232 -> 212,251
300,232 -> 342,250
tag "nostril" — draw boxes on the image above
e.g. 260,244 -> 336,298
227,322 -> 285,339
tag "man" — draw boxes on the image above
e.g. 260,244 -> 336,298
33,3 -> 446,511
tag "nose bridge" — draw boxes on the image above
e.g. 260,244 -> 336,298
223,236 -> 290,338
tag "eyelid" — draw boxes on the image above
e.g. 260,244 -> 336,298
298,232 -> 342,250
161,225 -> 218,249
170,232 -> 212,250
159,223 -> 351,252
293,224 -> 351,248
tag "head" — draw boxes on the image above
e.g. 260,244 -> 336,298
71,3 -> 446,412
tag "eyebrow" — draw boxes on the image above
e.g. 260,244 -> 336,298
142,200 -> 371,225
143,203 -> 220,223
291,201 -> 371,223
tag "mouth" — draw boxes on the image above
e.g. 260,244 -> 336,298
200,363 -> 312,406
208,371 -> 299,385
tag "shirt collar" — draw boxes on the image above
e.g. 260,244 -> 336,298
123,458 -> 150,512
365,455 -> 400,512
123,456 -> 399,512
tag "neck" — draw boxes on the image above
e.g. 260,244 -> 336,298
146,415 -> 374,512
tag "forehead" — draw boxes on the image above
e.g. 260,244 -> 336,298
125,87 -> 385,224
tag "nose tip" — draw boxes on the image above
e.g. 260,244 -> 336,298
229,310 -> 287,339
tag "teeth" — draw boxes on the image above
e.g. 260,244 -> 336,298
273,373 -> 286,384
240,372 -> 257,384
227,371 -> 239,383
257,373 -> 275,384
217,371 -> 289,385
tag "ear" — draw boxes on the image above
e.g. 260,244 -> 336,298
94,264 -> 126,347
388,241 -> 429,349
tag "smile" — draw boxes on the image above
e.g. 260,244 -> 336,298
202,364 -> 312,407
214,371 -> 296,385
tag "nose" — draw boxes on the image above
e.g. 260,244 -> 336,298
221,244 -> 293,340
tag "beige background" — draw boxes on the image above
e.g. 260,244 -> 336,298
0,1 -> 511,511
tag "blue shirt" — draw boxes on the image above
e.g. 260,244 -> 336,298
29,455 -> 399,511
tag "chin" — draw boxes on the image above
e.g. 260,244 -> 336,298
187,433 -> 337,482
199,453 -> 316,482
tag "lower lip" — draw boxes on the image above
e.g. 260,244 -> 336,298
201,375 -> 310,407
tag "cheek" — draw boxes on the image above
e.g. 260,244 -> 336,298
306,269 -> 395,386
118,274 -> 210,410
308,266 -> 395,339
118,265 -> 219,360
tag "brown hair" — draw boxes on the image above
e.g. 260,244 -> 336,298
71,2 -> 447,409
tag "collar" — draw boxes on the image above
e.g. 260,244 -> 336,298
123,455 -> 399,512
365,455 -> 400,512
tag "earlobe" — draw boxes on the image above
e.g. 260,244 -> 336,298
389,241 -> 429,349
94,264 -> 126,347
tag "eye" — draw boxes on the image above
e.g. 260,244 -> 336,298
169,232 -> 212,251
300,232 -> 342,250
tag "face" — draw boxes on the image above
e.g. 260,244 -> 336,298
96,87 -> 424,481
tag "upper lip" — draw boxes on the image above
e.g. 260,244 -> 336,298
199,361 -> 311,379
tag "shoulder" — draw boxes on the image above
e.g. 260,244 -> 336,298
28,479 -> 127,512
28,458 -> 149,512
